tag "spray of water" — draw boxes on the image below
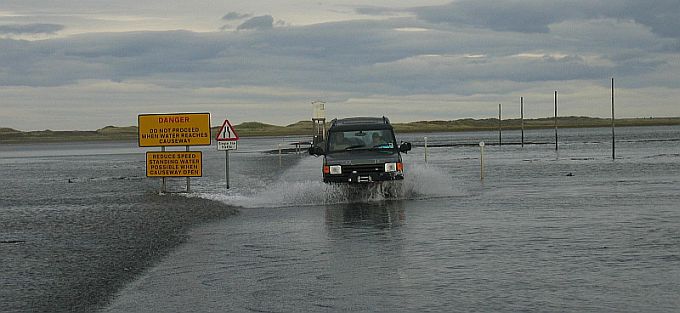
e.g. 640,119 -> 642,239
193,159 -> 459,208
401,163 -> 460,199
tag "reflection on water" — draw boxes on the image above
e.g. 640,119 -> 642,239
325,200 -> 406,229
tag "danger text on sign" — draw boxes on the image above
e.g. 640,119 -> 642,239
138,113 -> 211,147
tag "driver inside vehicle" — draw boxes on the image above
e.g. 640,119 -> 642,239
371,132 -> 386,146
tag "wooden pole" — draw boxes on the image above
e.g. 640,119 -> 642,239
520,97 -> 524,147
612,77 -> 616,160
498,104 -> 502,146
554,91 -> 558,151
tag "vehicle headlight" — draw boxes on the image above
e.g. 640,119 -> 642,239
329,165 -> 342,174
384,162 -> 397,172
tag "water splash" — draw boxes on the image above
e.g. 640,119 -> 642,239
193,181 -> 385,208
401,163 -> 460,199
192,160 -> 459,208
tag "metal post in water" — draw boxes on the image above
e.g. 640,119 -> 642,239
424,137 -> 428,164
479,141 -> 485,180
612,77 -> 616,160
185,146 -> 190,193
278,143 -> 282,167
554,91 -> 558,151
161,146 -> 166,194
498,104 -> 502,146
225,150 -> 230,189
520,97 -> 524,147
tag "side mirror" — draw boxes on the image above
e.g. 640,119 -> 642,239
308,145 -> 325,155
399,142 -> 412,153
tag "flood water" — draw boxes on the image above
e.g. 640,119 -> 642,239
2,126 -> 680,312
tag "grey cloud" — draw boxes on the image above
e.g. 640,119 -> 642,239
0,23 -> 64,35
0,17 -> 674,94
414,0 -> 680,39
237,15 -> 274,30
355,6 -> 402,16
363,54 -> 614,95
621,0 -> 679,39
222,12 -> 251,21
2,1 -> 678,129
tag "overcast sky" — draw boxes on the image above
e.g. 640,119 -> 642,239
1,0 -> 678,130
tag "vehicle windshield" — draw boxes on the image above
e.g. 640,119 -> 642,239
327,129 -> 396,153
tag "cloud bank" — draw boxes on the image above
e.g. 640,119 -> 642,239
0,1 -> 678,130
413,0 -> 680,39
0,23 -> 64,35
237,15 -> 274,30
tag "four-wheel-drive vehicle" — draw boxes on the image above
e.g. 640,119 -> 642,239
309,117 -> 412,184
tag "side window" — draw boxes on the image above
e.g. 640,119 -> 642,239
328,132 -> 347,151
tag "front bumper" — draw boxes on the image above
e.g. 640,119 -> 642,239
323,171 -> 404,183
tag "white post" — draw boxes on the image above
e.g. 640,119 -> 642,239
424,137 -> 428,164
479,141 -> 485,180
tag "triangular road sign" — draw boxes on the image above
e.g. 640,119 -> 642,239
216,119 -> 239,141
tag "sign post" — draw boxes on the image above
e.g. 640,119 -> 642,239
225,150 -> 229,189
216,119 -> 239,190
138,112 -> 211,193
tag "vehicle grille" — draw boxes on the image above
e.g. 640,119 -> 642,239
343,164 -> 383,175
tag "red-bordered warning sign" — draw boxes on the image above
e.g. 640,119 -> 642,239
216,119 -> 239,141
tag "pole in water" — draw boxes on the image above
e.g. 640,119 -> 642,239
278,143 -> 282,167
225,150 -> 230,189
479,141 -> 485,180
498,104 -> 502,146
554,90 -> 558,151
520,97 -> 524,147
611,77 -> 616,160
424,136 -> 428,164
185,146 -> 190,193
161,146 -> 166,194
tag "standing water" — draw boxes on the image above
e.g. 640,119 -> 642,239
2,127 -> 679,312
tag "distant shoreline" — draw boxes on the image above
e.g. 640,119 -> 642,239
2,116 -> 680,144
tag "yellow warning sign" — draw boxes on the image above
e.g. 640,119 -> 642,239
138,113 -> 211,147
146,152 -> 202,177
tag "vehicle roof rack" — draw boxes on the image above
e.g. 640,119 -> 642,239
330,117 -> 390,127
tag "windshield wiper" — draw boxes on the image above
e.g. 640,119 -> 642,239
344,144 -> 367,151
